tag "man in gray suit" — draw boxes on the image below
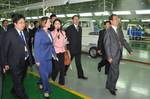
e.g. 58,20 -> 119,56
104,14 -> 133,95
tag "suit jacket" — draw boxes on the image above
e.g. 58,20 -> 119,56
104,27 -> 132,59
0,26 -> 7,34
7,24 -> 14,31
24,28 -> 33,51
97,29 -> 106,55
2,28 -> 32,69
24,28 -> 35,64
34,28 -> 56,63
65,24 -> 82,55
117,28 -> 133,53
0,27 -> 4,74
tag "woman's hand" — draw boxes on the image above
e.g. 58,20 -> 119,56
36,62 -> 40,66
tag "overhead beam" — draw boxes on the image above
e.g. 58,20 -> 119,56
0,0 -> 95,14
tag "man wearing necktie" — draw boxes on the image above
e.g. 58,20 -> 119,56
2,14 -> 32,99
103,14 -> 133,95
65,15 -> 88,80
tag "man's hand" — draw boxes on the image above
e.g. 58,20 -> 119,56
3,68 -> 6,74
5,65 -> 9,71
3,65 -> 9,73
97,50 -> 101,54
129,52 -> 133,56
108,58 -> 113,64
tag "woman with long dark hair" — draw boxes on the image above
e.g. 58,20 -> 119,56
51,19 -> 68,85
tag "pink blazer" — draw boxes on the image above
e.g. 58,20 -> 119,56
51,30 -> 68,53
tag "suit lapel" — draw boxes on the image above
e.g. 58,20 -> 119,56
14,28 -> 23,44
110,27 -> 119,41
41,29 -> 53,44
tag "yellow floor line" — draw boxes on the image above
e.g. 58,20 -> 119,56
29,72 -> 91,99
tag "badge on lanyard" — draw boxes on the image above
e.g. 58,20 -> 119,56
25,46 -> 28,52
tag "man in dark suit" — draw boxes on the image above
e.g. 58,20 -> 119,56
0,20 -> 8,99
0,20 -> 8,34
97,21 -> 111,74
24,21 -> 35,70
0,23 -> 5,99
2,14 -> 33,99
103,14 -> 133,95
65,15 -> 88,80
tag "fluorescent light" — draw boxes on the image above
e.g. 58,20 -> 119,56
31,16 -> 38,19
104,20 -> 108,21
7,19 -> 11,21
1,18 -> 6,21
141,19 -> 150,22
121,20 -> 130,22
57,14 -> 66,18
46,13 -> 52,17
113,11 -> 131,15
136,9 -> 150,14
92,20 -> 96,22
26,17 -> 31,20
66,14 -> 77,17
79,13 -> 93,17
39,16 -> 43,18
94,11 -> 110,16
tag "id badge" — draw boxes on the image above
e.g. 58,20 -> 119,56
25,46 -> 28,52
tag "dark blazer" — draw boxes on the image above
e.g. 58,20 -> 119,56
65,24 -> 82,55
0,27 -> 4,73
24,28 -> 32,49
7,24 -> 14,31
24,28 -> 35,64
34,28 -> 56,62
97,29 -> 106,55
0,26 -> 7,34
2,28 -> 32,69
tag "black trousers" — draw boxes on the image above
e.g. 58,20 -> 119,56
65,53 -> 84,77
11,59 -> 29,99
106,50 -> 122,91
98,55 -> 110,74
52,53 -> 65,85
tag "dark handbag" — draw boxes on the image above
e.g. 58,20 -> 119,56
64,49 -> 71,65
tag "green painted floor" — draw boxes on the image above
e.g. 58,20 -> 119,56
2,73 -> 83,99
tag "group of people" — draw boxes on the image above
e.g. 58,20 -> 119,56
0,14 -> 87,99
0,13 -> 133,99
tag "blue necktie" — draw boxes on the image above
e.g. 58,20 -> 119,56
20,32 -> 25,45
20,32 -> 29,59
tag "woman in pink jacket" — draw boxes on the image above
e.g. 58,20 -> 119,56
51,19 -> 68,85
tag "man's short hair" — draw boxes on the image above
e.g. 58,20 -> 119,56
109,14 -> 118,21
72,15 -> 80,20
50,14 -> 57,19
104,21 -> 111,25
12,13 -> 25,23
2,20 -> 8,24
